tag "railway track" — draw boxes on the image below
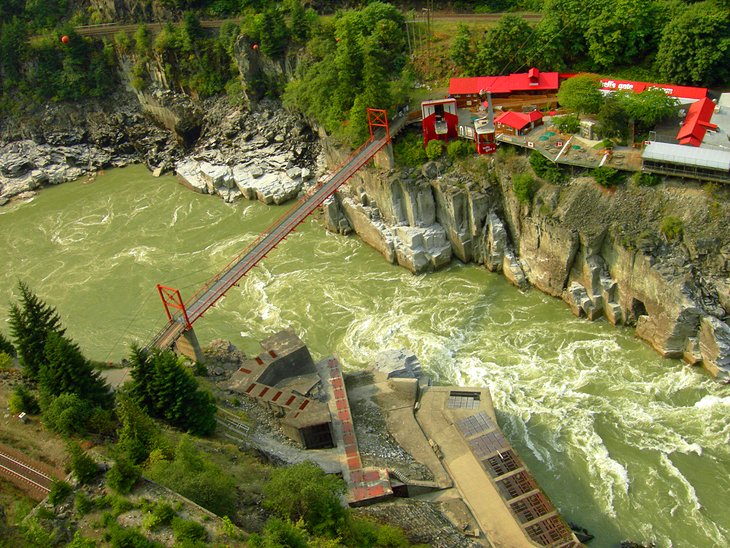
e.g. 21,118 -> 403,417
69,12 -> 542,39
0,449 -> 54,497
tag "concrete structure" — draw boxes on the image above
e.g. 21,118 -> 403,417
317,357 -> 393,506
416,386 -> 581,548
226,330 -> 334,449
174,327 -> 206,363
225,331 -> 394,506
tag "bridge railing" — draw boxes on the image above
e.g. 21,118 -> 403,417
147,121 -> 400,348
182,130 -> 387,315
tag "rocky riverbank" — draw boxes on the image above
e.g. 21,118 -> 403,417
0,90 -> 320,208
1,54 -> 728,380
320,142 -> 730,379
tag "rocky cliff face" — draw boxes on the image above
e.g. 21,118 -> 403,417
0,38 -> 319,207
322,145 -> 730,379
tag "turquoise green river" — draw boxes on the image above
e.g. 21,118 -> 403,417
1,165 -> 728,547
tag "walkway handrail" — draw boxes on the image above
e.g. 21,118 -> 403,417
183,133 -> 382,312
149,125 -> 392,349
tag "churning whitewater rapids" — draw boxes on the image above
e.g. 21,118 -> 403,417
1,166 -> 728,547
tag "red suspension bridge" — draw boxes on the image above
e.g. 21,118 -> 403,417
150,109 -> 403,351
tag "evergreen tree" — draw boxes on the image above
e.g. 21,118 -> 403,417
258,7 -> 290,59
8,281 -> 65,380
40,332 -> 112,409
128,346 -> 158,411
129,348 -> 216,436
115,390 -> 164,465
67,441 -> 98,485
0,331 -> 15,357
0,18 -> 28,87
286,0 -> 311,45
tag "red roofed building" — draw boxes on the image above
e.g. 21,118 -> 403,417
449,68 -> 560,108
599,78 -> 707,103
494,110 -> 544,136
676,97 -> 718,147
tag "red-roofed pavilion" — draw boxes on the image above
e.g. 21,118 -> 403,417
676,97 -> 717,147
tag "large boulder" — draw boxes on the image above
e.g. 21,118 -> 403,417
699,316 -> 730,379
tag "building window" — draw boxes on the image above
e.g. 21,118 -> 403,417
448,391 -> 481,410
456,412 -> 495,437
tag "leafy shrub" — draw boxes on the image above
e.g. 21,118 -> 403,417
633,172 -> 661,187
591,166 -> 624,188
249,518 -> 308,548
143,501 -> 176,531
68,442 -> 99,485
512,173 -> 538,204
553,114 -> 580,134
42,393 -> 93,436
661,216 -> 684,240
0,352 -> 12,369
447,139 -> 473,159
48,479 -> 72,506
147,436 -> 236,517
106,523 -> 162,548
172,517 -> 207,543
68,530 -> 96,547
529,150 -> 566,184
74,492 -> 94,516
344,517 -> 409,548
425,139 -> 445,161
22,517 -> 57,546
8,385 -> 40,414
221,515 -> 244,541
107,458 -> 141,495
263,461 -> 346,536
393,132 -> 428,167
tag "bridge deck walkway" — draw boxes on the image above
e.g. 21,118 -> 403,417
151,116 -> 406,350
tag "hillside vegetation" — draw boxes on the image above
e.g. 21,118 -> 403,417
1,1 -> 727,137
1,283 -> 420,546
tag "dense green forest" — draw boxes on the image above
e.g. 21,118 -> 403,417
0,1 -> 728,141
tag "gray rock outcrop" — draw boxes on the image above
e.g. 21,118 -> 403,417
319,141 -> 729,378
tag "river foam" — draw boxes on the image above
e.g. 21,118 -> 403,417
1,167 -> 728,547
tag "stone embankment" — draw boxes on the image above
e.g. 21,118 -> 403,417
0,90 -> 319,208
321,146 -> 730,379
